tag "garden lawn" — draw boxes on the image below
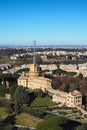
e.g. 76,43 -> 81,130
16,113 -> 43,127
30,97 -> 56,107
0,107 -> 9,121
0,97 -> 4,100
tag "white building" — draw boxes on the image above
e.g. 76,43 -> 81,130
39,64 -> 58,71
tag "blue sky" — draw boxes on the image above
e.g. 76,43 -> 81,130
0,0 -> 87,46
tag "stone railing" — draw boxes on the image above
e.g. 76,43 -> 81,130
76,106 -> 87,116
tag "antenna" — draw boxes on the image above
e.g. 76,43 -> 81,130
33,40 -> 36,64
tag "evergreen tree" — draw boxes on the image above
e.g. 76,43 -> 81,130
14,87 -> 30,115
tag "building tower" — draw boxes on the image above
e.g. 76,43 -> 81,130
29,40 -> 39,77
33,40 -> 36,65
18,40 -> 52,91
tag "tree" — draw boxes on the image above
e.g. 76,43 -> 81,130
14,87 -> 30,115
52,78 -> 61,89
14,87 -> 30,105
9,85 -> 18,101
36,116 -> 67,130
78,73 -> 83,79
52,69 -> 64,76
68,72 -> 77,76
64,82 -> 70,92
35,89 -> 45,97
5,102 -> 14,114
14,97 -> 19,115
75,125 -> 87,130
0,85 -> 5,97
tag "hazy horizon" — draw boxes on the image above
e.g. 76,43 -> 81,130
0,43 -> 87,48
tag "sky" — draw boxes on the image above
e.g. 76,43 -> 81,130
0,0 -> 87,46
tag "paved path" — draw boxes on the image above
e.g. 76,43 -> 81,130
15,125 -> 35,130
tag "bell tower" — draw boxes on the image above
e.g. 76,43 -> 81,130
29,40 -> 39,77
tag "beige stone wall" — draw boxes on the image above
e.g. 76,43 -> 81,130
18,76 -> 28,87
18,76 -> 51,91
66,95 -> 75,107
28,77 -> 52,91
52,94 -> 66,105
48,89 -> 82,108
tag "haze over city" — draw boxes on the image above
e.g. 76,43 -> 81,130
0,0 -> 87,46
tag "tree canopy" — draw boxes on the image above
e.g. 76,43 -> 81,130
75,125 -> 87,130
14,87 -> 30,106
14,87 -> 30,115
36,116 -> 67,130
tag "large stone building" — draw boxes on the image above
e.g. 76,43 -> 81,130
17,42 -> 82,108
66,90 -> 82,107
18,42 -> 52,91
18,64 -> 52,91
48,89 -> 82,108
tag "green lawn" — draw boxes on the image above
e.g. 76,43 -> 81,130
0,96 -> 4,100
30,97 -> 56,107
0,107 -> 9,121
16,113 -> 43,127
0,107 -> 43,127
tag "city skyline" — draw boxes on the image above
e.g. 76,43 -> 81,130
0,0 -> 87,46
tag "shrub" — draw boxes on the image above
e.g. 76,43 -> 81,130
36,116 -> 67,130
72,108 -> 77,113
84,114 -> 87,118
21,106 -> 47,119
59,111 -> 67,115
77,110 -> 83,115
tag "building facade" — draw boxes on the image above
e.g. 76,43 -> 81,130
66,90 -> 82,107
48,89 -> 82,108
18,42 -> 82,108
18,63 -> 52,91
